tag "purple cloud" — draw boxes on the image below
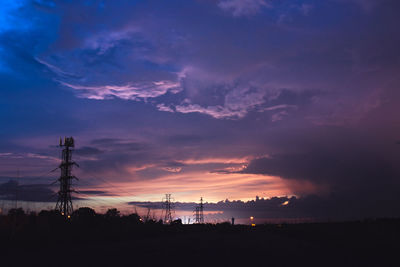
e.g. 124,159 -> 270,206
218,0 -> 271,17
59,80 -> 181,101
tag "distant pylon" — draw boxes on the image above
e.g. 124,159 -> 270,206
194,197 -> 204,224
55,137 -> 78,217
162,194 -> 174,224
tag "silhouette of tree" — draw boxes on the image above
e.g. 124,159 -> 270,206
73,207 -> 96,218
105,208 -> 120,218
8,208 -> 25,217
36,210 -> 65,227
38,209 -> 60,217
172,218 -> 182,225
126,213 -> 141,224
72,207 -> 97,225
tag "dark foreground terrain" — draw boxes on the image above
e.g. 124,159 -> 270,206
0,210 -> 399,266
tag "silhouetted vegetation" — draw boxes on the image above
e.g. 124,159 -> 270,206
0,208 -> 399,266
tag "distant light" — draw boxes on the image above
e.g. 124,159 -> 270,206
282,201 -> 289,206
250,216 -> 254,220
251,224 -> 256,227
67,215 -> 71,219
61,212 -> 64,216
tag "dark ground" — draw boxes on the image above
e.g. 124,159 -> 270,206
0,212 -> 399,267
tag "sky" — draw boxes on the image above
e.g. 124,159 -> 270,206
0,0 -> 400,221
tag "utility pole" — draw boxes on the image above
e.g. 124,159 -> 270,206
162,194 -> 174,224
55,137 -> 78,217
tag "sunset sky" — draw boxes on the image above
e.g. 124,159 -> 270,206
1,0 -> 399,221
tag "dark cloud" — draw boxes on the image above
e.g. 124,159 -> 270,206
162,161 -> 185,168
0,179 -> 89,203
243,151 -> 394,185
75,146 -> 103,156
90,139 -> 148,151
130,194 -> 394,221
78,190 -> 109,195
0,180 -> 56,202
91,138 -> 124,145
241,125 -> 400,218
164,134 -> 209,145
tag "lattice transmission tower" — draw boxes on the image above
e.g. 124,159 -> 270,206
162,194 -> 174,224
194,197 -> 204,224
55,137 -> 78,217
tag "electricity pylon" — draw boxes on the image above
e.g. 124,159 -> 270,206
55,137 -> 78,217
162,194 -> 174,224
194,197 -> 204,224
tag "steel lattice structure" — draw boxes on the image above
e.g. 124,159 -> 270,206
162,194 -> 174,224
55,137 -> 78,217
194,197 -> 204,224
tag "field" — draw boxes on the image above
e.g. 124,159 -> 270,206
1,213 -> 398,266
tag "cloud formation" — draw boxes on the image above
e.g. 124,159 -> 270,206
59,80 -> 181,101
0,180 -> 56,202
218,0 -> 271,17
0,0 -> 400,219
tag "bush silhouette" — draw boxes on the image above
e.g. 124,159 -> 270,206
105,208 -> 120,218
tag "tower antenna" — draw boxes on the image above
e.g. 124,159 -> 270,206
55,137 -> 78,217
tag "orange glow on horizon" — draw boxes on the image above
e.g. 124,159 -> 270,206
81,171 -> 292,203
